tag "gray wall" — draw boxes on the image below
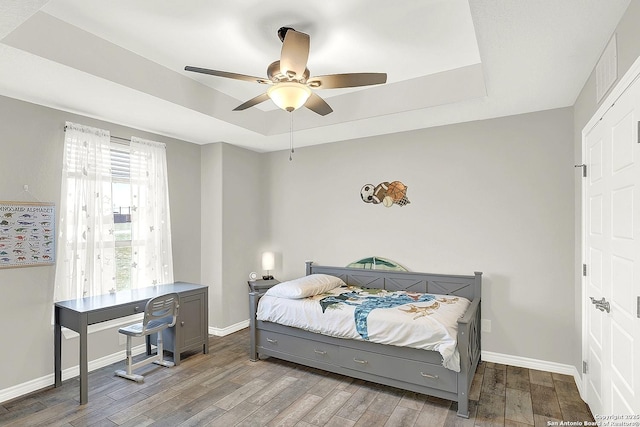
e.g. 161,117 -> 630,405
264,108 -> 576,365
0,94 -> 201,390
572,0 -> 640,377
220,144 -> 268,327
201,143 -> 223,326
200,142 -> 266,329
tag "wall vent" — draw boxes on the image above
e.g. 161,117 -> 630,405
596,34 -> 617,103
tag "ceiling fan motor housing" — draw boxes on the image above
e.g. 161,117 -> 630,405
277,26 -> 294,42
267,60 -> 310,83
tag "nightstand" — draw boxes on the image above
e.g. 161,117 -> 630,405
248,279 -> 279,292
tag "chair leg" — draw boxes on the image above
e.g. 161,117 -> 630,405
115,335 -> 144,382
125,335 -> 134,376
153,330 -> 174,368
115,329 -> 175,381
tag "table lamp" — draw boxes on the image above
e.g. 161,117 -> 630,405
262,251 -> 275,280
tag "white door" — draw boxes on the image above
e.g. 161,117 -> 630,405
583,73 -> 640,415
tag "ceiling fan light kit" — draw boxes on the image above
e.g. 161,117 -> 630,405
268,82 -> 312,112
185,27 -> 387,115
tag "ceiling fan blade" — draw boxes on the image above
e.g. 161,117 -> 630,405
307,73 -> 387,89
304,92 -> 333,116
185,66 -> 270,84
233,93 -> 271,111
280,30 -> 310,79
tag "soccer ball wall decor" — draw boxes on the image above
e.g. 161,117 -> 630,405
360,181 -> 410,207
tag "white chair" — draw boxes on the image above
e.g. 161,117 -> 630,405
115,293 -> 179,382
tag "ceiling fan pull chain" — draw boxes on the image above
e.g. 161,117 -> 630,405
289,112 -> 294,161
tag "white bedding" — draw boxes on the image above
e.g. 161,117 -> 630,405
256,285 -> 470,371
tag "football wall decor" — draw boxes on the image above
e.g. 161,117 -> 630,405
360,181 -> 410,207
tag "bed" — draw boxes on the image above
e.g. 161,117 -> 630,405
248,261 -> 482,418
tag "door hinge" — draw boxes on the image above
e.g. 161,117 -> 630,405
583,361 -> 588,374
583,264 -> 587,276
575,164 -> 587,177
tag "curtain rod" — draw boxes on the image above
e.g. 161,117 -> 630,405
64,125 -> 130,145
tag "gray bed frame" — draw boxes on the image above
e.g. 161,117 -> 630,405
249,261 -> 482,417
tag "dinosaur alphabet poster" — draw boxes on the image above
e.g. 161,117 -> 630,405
0,201 -> 55,268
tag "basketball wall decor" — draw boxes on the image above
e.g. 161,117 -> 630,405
360,181 -> 410,207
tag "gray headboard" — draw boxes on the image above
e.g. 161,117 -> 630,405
306,261 -> 482,301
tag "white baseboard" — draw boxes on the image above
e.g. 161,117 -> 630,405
0,344 -> 146,404
482,350 -> 583,397
208,319 -> 249,337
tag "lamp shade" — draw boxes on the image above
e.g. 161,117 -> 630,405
261,251 -> 275,271
267,82 -> 312,112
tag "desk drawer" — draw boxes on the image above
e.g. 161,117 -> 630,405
257,330 -> 339,364
338,347 -> 456,393
87,302 -> 145,324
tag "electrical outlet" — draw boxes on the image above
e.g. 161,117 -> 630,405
481,319 -> 491,333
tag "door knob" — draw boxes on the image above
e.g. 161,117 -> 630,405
589,296 -> 611,313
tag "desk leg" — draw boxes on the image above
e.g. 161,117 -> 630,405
79,318 -> 88,404
173,324 -> 181,366
54,307 -> 61,387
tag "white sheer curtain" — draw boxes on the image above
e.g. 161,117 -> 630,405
54,122 -> 116,301
129,137 -> 174,288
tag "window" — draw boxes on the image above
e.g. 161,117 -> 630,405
55,122 -> 173,302
111,145 -> 132,291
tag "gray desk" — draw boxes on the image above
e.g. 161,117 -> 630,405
54,282 -> 208,404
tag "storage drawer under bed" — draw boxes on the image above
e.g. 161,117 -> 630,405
338,347 -> 457,394
257,330 -> 340,364
257,328 -> 457,394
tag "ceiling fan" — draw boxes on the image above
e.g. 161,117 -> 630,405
185,27 -> 387,116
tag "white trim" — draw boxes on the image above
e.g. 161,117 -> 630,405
580,95 -> 590,409
61,313 -> 144,339
208,320 -> 249,337
0,344 -> 146,404
482,351 -> 584,398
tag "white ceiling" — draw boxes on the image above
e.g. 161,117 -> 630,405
0,0 -> 632,152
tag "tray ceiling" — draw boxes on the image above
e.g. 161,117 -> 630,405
0,0 -> 631,152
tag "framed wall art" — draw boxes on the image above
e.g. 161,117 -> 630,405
0,201 -> 56,268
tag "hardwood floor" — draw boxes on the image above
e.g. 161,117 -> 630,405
0,329 -> 594,426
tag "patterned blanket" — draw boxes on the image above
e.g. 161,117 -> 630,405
257,285 -> 470,371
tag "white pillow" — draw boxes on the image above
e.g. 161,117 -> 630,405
264,274 -> 345,299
